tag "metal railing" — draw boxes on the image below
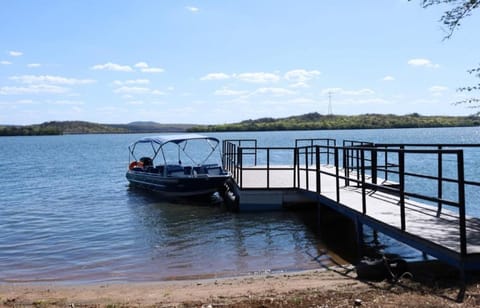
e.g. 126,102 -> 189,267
222,138 -> 480,257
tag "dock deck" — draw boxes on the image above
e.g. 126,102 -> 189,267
222,138 -> 480,279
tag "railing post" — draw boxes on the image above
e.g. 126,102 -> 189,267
267,148 -> 270,189
327,140 -> 331,165
310,139 -> 313,165
385,147 -> 389,181
372,148 -> 377,185
254,140 -> 258,166
361,149 -> 366,214
293,147 -> 298,188
399,148 -> 405,231
305,147 -> 309,190
238,147 -> 243,188
356,148 -> 360,187
316,145 -> 321,193
344,147 -> 349,186
458,150 -> 467,257
437,146 -> 443,217
335,147 -> 340,203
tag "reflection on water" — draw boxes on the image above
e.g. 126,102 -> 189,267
125,188 -> 336,281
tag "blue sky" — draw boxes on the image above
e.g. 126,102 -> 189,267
1,0 -> 479,125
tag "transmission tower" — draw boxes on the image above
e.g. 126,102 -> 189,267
327,91 -> 333,115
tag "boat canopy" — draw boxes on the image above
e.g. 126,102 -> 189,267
128,134 -> 222,165
130,134 -> 219,148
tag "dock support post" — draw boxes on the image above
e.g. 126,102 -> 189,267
399,148 -> 406,231
355,217 -> 364,260
317,203 -> 323,235
361,149 -> 366,214
316,146 -> 321,193
457,265 -> 466,303
457,150 -> 467,257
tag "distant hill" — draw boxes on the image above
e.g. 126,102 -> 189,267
110,121 -> 196,133
3,113 -> 480,136
189,112 -> 480,132
0,121 -> 196,136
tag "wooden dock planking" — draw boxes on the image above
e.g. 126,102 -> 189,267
237,164 -> 480,256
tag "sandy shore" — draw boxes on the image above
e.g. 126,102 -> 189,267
1,265 -> 480,307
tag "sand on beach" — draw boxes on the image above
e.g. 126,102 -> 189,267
2,264 -> 480,307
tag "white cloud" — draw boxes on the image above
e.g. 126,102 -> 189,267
9,51 -> 23,57
186,6 -> 199,12
50,100 -> 85,105
321,87 -> 375,96
0,99 -> 35,105
91,62 -> 133,72
252,87 -> 295,96
113,79 -> 150,86
114,86 -> 165,96
214,88 -> 248,96
126,100 -> 144,105
134,62 -> 149,69
342,98 -> 390,105
114,86 -> 151,95
429,85 -> 448,96
289,97 -> 316,104
141,67 -> 165,73
383,75 -> 395,81
289,82 -> 308,88
134,62 -> 164,73
17,99 -> 35,104
284,69 -> 320,88
201,73 -> 231,81
27,63 -> 41,68
151,90 -> 165,95
10,75 -> 96,85
236,72 -> 280,83
407,58 -> 440,68
1,60 -> 12,65
0,84 -> 69,95
284,69 -> 320,83
429,85 -> 448,92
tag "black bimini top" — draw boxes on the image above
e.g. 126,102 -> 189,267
130,134 -> 219,148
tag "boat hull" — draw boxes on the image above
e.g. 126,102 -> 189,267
126,170 -> 230,198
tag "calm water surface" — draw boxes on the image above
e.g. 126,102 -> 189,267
1,127 -> 480,283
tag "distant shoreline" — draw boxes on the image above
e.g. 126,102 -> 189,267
2,113 -> 480,136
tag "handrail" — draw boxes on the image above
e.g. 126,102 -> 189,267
222,138 -> 480,257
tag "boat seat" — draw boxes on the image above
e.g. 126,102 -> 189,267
166,165 -> 185,176
146,166 -> 158,173
183,166 -> 192,175
206,166 -> 223,175
193,166 -> 207,175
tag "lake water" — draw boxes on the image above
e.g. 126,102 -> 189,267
1,127 -> 480,284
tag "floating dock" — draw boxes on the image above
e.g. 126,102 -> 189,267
222,138 -> 480,296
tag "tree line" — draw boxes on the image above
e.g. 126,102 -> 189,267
189,113 -> 480,132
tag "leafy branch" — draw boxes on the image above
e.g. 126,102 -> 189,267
412,1 -> 479,105
416,0 -> 479,39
